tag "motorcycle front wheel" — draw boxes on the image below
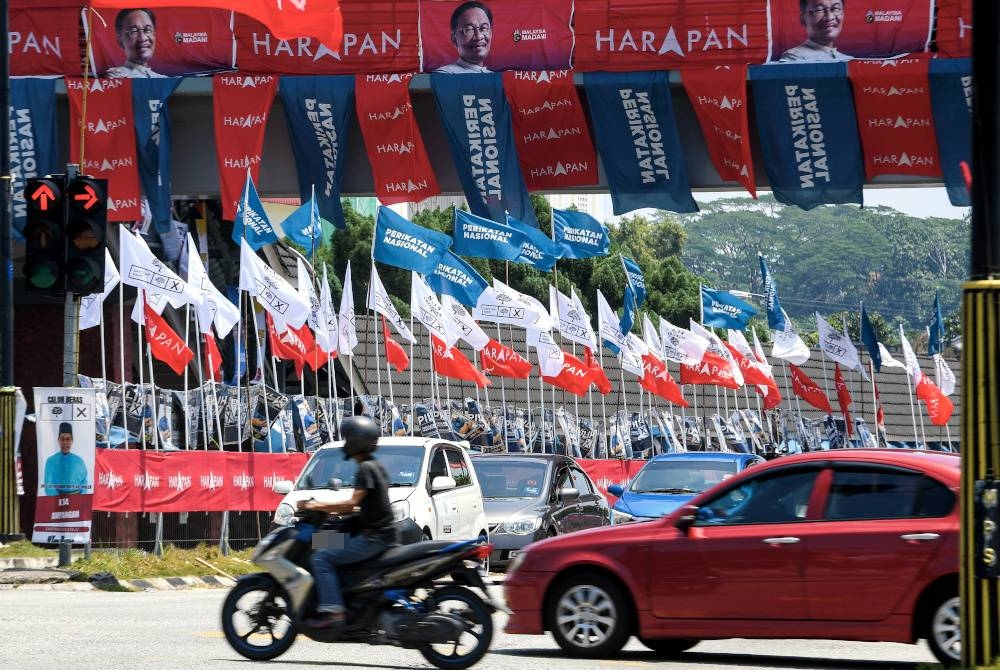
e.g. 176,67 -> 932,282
221,574 -> 297,661
419,585 -> 494,670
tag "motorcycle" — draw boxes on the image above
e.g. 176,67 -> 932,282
221,509 -> 502,669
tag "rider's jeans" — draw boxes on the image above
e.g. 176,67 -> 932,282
311,534 -> 390,613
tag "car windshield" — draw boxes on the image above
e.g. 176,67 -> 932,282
296,445 -> 425,489
471,460 -> 550,499
629,460 -> 738,494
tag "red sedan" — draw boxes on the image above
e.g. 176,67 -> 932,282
504,450 -> 961,666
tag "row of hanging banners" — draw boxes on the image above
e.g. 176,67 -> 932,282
9,54 -> 973,244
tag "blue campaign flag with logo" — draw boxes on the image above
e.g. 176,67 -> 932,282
619,285 -> 637,337
232,173 -> 278,251
750,63 -> 864,210
132,78 -> 181,234
860,303 -> 882,372
583,72 -> 698,215
928,290 -> 945,356
425,251 -> 488,308
279,76 -> 355,230
430,73 -> 537,227
9,79 -> 58,240
453,209 -> 526,262
701,285 -> 757,330
929,58 -> 972,207
507,215 -> 562,271
373,206 -> 452,274
553,208 -> 609,259
621,255 -> 647,307
759,254 -> 786,331
280,195 -> 328,254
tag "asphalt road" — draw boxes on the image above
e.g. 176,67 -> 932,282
0,588 -> 939,670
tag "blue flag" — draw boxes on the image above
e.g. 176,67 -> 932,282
430,73 -> 537,227
929,58 -> 972,207
132,78 -> 180,234
750,63 -> 864,210
621,255 -> 647,307
278,76 -> 355,230
759,254 -> 786,331
232,173 -> 278,251
583,71 -> 698,215
280,196 -> 327,253
507,215 -> 563,271
425,251 -> 488,308
860,303 -> 881,372
928,291 -> 945,356
9,79 -> 58,240
372,207 -> 452,274
453,209 -> 526,262
619,285 -> 637,337
701,286 -> 757,330
553,208 -> 610,259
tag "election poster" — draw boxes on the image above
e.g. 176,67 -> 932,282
33,387 -> 96,545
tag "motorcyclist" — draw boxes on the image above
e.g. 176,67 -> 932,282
297,416 -> 400,629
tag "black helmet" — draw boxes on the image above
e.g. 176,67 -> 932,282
341,415 -> 380,460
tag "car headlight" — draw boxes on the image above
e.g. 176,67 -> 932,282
273,502 -> 296,527
611,509 -> 634,524
498,517 -> 543,535
391,500 -> 410,523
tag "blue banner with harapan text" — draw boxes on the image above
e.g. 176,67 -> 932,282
750,63 -> 864,210
132,78 -> 181,234
583,71 -> 697,216
430,73 -> 537,227
279,76 -> 355,230
929,58 -> 972,207
9,79 -> 58,240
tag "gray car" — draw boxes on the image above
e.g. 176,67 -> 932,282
470,453 -> 610,568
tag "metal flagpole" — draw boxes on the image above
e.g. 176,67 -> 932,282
118,255 -> 128,441
408,315 -> 415,436
193,323 -> 206,449
136,292 -> 147,450
183,305 -> 191,449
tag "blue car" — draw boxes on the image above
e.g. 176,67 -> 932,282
607,451 -> 765,522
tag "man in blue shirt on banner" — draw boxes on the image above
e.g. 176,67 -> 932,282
44,423 -> 89,496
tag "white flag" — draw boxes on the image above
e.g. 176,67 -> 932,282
771,308 -> 810,364
186,233 -> 240,337
816,312 -> 862,371
551,286 -> 596,349
899,324 -> 922,384
596,290 -> 629,353
691,320 -> 744,387
878,342 -> 905,369
238,238 -> 309,329
526,326 -> 565,377
751,328 -> 774,378
298,258 -> 332,353
119,229 -> 203,310
338,261 -> 359,356
619,333 -> 646,376
319,264 -> 339,354
642,314 -> 662,353
367,265 -> 414,344
473,278 -> 552,330
442,294 -> 490,351
79,249 -> 121,330
412,272 -> 458,347
659,317 -> 709,366
933,353 -> 956,396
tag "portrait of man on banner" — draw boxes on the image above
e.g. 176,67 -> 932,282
436,1 -> 494,74
779,0 -> 853,62
43,422 -> 89,496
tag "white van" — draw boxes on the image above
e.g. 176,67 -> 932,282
272,437 -> 489,543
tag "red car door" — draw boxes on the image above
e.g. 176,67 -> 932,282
803,464 -> 958,621
650,466 -> 822,621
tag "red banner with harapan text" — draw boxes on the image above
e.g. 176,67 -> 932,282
10,2 -> 81,77
573,0 -> 770,72
93,450 -> 309,512
934,0 -> 972,57
575,459 -> 646,503
503,70 -> 599,190
355,74 -> 440,204
848,56 -> 941,179
66,78 -> 142,222
213,74 -> 277,220
681,65 -> 756,197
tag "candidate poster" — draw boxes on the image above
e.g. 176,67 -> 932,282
10,2 -> 82,76
33,387 -> 96,545
420,0 -> 572,73
769,0 -> 932,62
85,7 -> 235,77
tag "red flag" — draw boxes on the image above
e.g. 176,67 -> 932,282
212,74 -> 278,219
66,78 -> 142,221
504,70 -> 599,190
679,351 -> 741,390
203,330 -> 223,382
724,342 -> 772,388
479,339 -> 533,379
91,0 -> 345,53
542,353 -> 595,397
432,336 -> 490,388
755,382 -> 783,410
915,372 -> 955,427
874,378 -> 886,429
355,74 -> 440,204
583,347 -> 612,395
640,352 -> 688,406
143,302 -> 193,375
789,364 -> 833,413
681,65 -> 756,197
382,318 -> 410,373
834,364 -> 854,437
266,314 -> 313,378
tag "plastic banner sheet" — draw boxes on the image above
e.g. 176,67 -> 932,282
9,79 -> 58,239
928,57 -> 972,207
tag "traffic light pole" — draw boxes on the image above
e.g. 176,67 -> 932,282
63,164 -> 80,387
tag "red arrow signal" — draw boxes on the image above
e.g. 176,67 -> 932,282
74,185 -> 99,210
30,184 -> 56,211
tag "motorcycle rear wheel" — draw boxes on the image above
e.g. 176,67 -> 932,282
221,574 -> 297,661
419,585 -> 494,670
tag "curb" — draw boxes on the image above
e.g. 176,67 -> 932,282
0,569 -> 236,592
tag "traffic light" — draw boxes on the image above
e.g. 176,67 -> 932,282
64,177 -> 107,295
22,176 -> 66,292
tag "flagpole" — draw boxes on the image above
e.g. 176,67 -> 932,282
136,291 -> 147,450
237,291 -> 245,452
193,324 -> 205,448
408,314 -> 415,436
348,352 -> 355,415
869,359 -> 878,443
182,305 -> 191,449
118,248 -> 128,444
